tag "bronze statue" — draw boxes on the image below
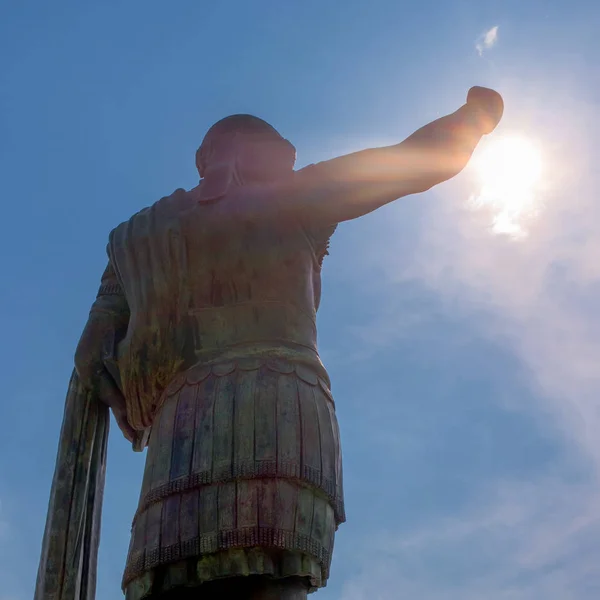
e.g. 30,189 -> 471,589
36,87 -> 503,600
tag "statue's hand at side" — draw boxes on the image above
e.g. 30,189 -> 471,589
75,331 -> 135,443
75,262 -> 135,443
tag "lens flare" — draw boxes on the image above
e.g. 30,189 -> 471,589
470,135 -> 543,237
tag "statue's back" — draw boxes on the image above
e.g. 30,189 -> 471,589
115,185 -> 344,599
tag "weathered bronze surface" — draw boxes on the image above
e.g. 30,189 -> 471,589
36,87 -> 503,600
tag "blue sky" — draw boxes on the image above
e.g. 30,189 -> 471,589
1,1 -> 599,598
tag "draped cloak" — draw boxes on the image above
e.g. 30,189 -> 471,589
34,372 -> 109,600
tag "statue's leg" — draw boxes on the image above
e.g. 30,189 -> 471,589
152,576 -> 310,600
248,576 -> 309,600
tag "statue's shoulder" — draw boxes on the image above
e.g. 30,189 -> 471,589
110,188 -> 188,237
277,167 -> 338,265
292,162 -> 325,184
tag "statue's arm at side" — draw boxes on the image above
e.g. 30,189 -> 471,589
290,87 -> 504,225
74,260 -> 135,441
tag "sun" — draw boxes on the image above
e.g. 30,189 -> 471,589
475,136 -> 542,193
470,135 -> 543,236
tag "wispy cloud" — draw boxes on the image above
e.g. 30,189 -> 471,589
339,477 -> 600,599
476,26 -> 499,56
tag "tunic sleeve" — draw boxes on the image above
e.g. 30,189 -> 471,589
91,260 -> 129,318
307,221 -> 337,268
292,163 -> 338,267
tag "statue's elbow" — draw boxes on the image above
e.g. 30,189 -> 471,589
404,178 -> 437,197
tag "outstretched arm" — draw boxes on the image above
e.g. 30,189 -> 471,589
290,87 -> 504,225
74,259 -> 135,442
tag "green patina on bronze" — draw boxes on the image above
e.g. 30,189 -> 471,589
36,88 -> 503,600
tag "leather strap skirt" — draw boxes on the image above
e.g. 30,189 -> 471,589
122,358 -> 344,599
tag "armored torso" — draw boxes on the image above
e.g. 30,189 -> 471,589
108,182 -> 335,430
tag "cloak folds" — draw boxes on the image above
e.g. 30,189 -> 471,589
35,370 -> 109,600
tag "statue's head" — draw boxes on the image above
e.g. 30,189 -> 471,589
196,115 -> 296,201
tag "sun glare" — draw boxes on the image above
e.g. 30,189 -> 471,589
471,135 -> 543,237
